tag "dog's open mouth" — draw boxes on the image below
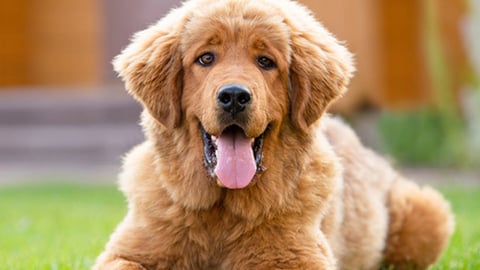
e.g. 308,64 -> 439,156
202,125 -> 266,189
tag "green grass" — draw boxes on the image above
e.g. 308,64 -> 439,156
378,109 -> 469,167
0,183 -> 479,269
0,183 -> 126,270
432,185 -> 480,269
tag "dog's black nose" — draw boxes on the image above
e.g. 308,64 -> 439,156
217,84 -> 252,115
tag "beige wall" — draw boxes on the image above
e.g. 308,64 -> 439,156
29,0 -> 102,85
0,0 -> 29,85
1,0 -> 471,111
0,0 -> 181,88
0,0 -> 101,87
300,0 -> 431,111
300,0 -> 471,111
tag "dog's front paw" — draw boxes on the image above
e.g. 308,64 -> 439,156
93,254 -> 147,270
110,261 -> 146,270
94,261 -> 146,270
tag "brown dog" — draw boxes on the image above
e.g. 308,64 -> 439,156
94,0 -> 454,269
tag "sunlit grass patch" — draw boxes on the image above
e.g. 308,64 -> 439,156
0,183 -> 125,270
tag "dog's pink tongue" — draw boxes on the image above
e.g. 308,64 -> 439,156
215,130 -> 256,189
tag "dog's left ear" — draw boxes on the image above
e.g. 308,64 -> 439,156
113,7 -> 189,129
289,19 -> 355,132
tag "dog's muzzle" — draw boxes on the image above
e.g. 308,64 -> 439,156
200,83 -> 267,189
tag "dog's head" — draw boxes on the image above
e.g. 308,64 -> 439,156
114,0 -> 354,190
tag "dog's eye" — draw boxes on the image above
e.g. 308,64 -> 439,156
196,52 -> 216,67
257,56 -> 276,70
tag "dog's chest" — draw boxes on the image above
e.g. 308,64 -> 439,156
171,208 -> 251,267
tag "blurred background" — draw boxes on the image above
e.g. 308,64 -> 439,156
0,0 -> 479,185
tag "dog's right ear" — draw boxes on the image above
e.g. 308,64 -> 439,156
283,2 -> 354,133
113,8 -> 189,129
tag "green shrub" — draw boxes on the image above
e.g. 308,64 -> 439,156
378,108 -> 469,167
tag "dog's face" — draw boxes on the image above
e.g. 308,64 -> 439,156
181,9 -> 292,189
114,0 -> 354,190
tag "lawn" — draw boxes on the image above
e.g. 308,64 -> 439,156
0,182 -> 478,269
433,185 -> 480,269
0,183 -> 126,270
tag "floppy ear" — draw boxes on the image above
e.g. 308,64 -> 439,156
288,20 -> 355,132
113,8 -> 188,129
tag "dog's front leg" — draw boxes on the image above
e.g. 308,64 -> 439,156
92,217 -> 171,270
221,227 -> 336,270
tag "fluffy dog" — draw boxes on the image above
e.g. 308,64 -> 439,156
94,0 -> 453,269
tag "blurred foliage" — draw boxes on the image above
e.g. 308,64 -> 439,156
378,109 -> 469,167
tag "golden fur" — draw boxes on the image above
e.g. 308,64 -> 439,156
94,0 -> 454,269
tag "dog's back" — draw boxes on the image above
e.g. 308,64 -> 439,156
321,116 -> 454,269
